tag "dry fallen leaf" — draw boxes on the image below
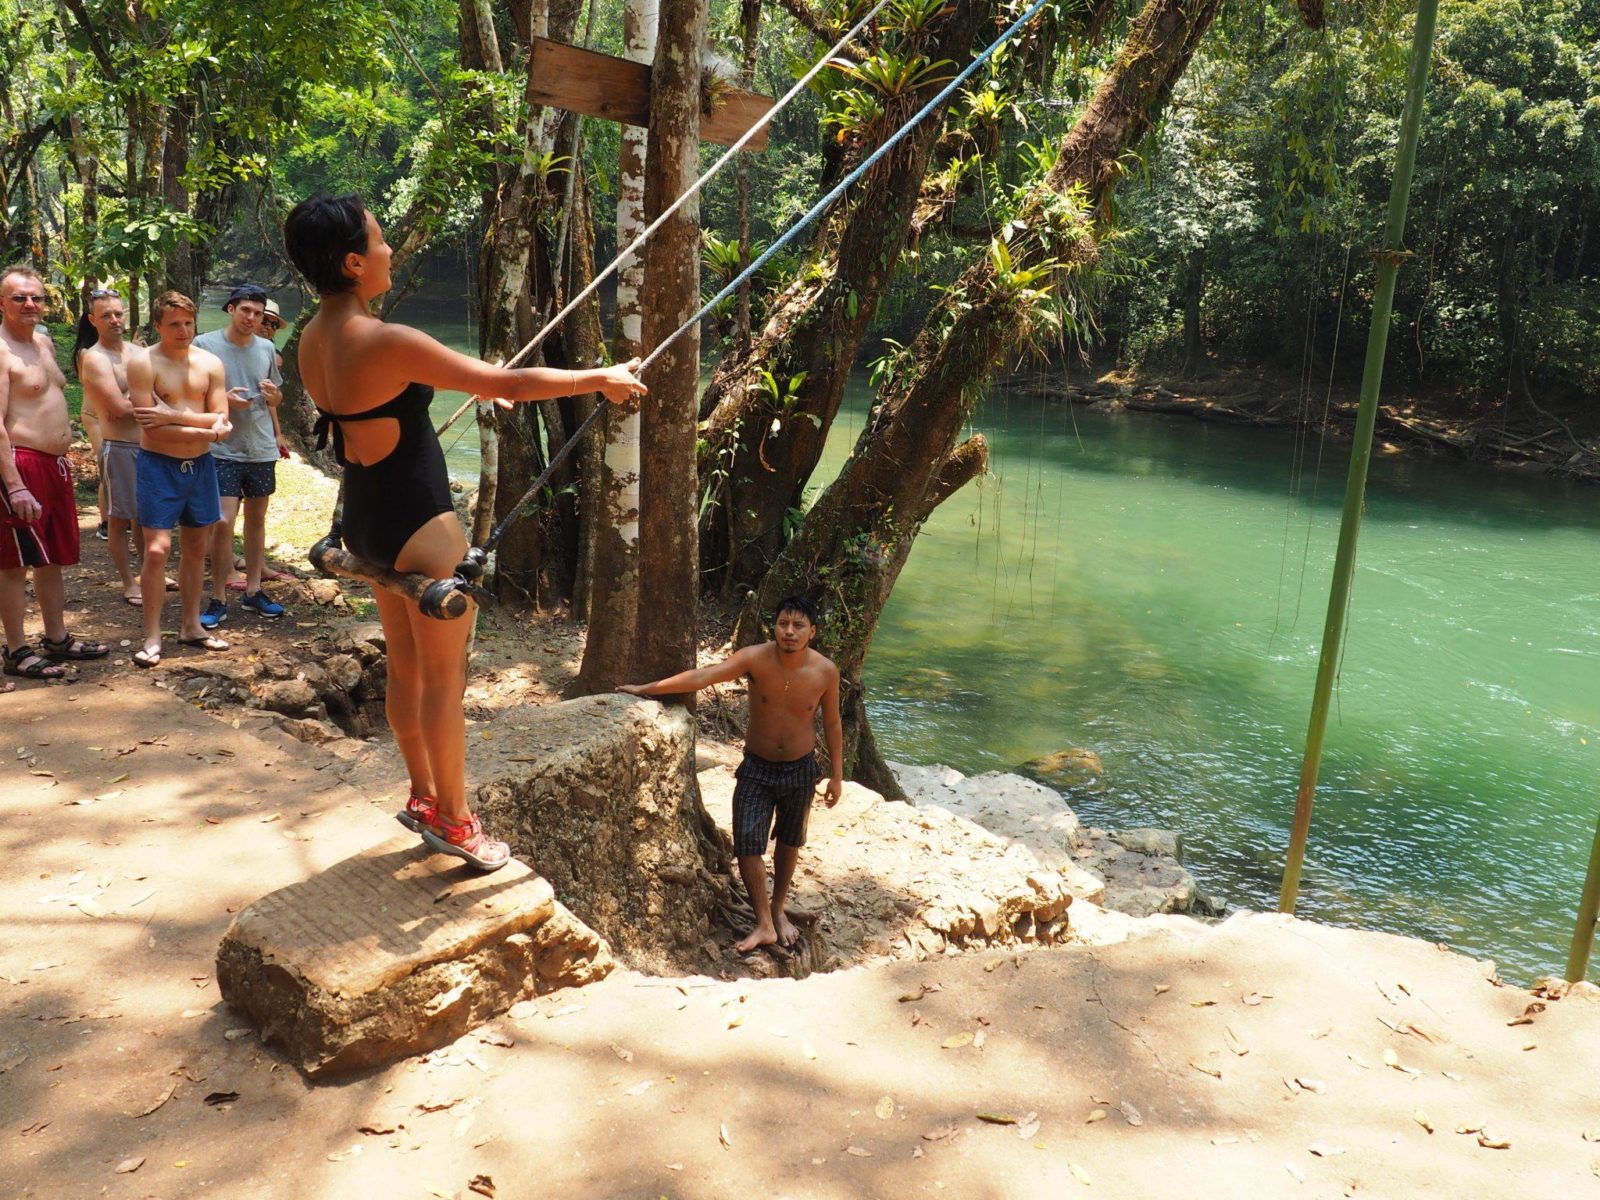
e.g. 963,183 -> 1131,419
1190,1061 -> 1222,1079
1286,1164 -> 1306,1183
1413,1110 -> 1434,1134
1086,1109 -> 1107,1125
1068,1160 -> 1092,1185
977,1112 -> 1018,1125
1154,984 -> 1171,995
874,1096 -> 894,1120
1210,1135 -> 1239,1146
1477,1133 -> 1511,1150
610,1043 -> 633,1063
1190,999 -> 1217,1008
113,1156 -> 145,1174
20,1120 -> 49,1138
202,1091 -> 240,1106
719,1122 -> 733,1150
973,1030 -> 988,1050
624,1081 -> 653,1097
1224,1027 -> 1249,1057
1308,1143 -> 1346,1157
133,1083 -> 177,1118
845,1145 -> 874,1157
1017,1118 -> 1041,1139
1582,1129 -> 1600,1144
921,1124 -> 958,1142
0,1050 -> 28,1073
477,1029 -> 514,1049
416,1095 -> 463,1114
1118,1101 -> 1144,1128
1295,1078 -> 1326,1095
468,1174 -> 496,1198
326,1145 -> 362,1162
727,1013 -> 745,1029
357,1122 -> 397,1136
941,1032 -> 974,1050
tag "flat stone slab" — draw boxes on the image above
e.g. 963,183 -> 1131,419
217,835 -> 612,1078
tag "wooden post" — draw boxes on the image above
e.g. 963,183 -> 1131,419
634,0 -> 705,682
1566,811 -> 1600,983
1280,0 -> 1440,912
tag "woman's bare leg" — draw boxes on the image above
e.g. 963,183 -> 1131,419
371,585 -> 435,802
394,514 -> 474,822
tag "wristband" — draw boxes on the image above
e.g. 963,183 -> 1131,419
7,487 -> 29,497
569,369 -> 578,396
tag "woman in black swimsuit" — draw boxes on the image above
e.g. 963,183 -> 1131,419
284,193 -> 645,871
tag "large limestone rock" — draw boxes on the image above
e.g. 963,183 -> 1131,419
891,761 -> 1102,902
216,836 -> 611,1078
472,695 -> 719,974
698,768 -> 1076,968
893,762 -> 1226,919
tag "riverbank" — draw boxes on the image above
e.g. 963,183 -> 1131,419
1009,361 -> 1600,483
6,665 -> 1600,1198
8,479 -> 1600,1194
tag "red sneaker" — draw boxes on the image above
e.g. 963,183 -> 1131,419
395,793 -> 440,834
421,813 -> 511,873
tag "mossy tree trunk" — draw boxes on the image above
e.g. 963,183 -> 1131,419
741,0 -> 1226,786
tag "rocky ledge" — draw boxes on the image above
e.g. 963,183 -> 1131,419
891,761 -> 1227,919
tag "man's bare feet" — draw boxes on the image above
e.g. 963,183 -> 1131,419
735,924 -> 778,954
775,911 -> 801,947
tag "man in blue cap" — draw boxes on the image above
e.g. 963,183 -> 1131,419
195,284 -> 288,626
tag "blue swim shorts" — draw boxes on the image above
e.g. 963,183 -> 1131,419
137,449 -> 222,530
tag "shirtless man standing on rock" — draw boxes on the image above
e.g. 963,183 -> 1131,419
619,596 -> 844,953
0,263 -> 110,682
126,291 -> 231,667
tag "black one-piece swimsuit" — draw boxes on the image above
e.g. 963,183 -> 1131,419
314,383 -> 455,569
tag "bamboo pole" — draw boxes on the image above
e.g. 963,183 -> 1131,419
1565,811 -> 1600,982
1279,0 -> 1440,913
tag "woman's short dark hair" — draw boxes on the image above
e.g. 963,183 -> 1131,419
284,193 -> 369,295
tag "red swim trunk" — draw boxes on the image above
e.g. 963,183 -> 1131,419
0,447 -> 80,569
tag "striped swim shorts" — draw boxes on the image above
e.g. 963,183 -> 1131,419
732,749 -> 822,856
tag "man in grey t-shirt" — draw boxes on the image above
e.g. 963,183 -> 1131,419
194,285 -> 287,625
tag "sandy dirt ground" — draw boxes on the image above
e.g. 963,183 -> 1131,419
4,489 -> 1600,1199
4,672 -> 1600,1200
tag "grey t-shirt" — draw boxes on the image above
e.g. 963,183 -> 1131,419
193,329 -> 282,463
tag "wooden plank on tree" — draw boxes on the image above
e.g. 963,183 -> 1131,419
525,36 -> 771,151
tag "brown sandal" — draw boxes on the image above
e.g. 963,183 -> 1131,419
4,644 -> 66,680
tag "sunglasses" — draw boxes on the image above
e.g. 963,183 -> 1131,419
90,288 -> 121,299
6,294 -> 44,305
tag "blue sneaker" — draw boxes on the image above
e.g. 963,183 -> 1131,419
199,597 -> 228,630
240,590 -> 285,619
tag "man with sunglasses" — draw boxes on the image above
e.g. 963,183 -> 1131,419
0,264 -> 110,680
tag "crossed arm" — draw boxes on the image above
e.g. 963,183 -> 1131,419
128,352 -> 232,443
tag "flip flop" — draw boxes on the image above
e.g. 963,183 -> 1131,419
165,579 -> 180,592
132,647 -> 161,668
262,567 -> 293,582
176,634 -> 229,652
123,595 -> 143,608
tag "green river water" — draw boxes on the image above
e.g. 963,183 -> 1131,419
256,291 -> 1599,985
827,380 -> 1600,986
